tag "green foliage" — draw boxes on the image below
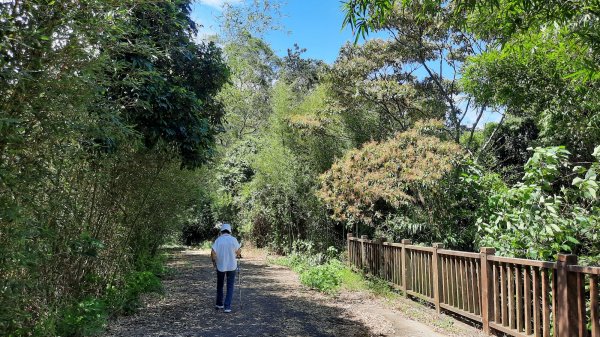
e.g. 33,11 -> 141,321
334,1 -> 482,144
216,79 -> 347,253
342,2 -> 600,254
198,240 -> 214,250
49,253 -> 167,337
121,271 -> 164,312
103,1 -> 229,169
342,0 -> 600,169
217,140 -> 257,195
299,259 -> 345,294
337,267 -> 367,292
220,0 -> 284,42
472,118 -> 540,184
273,243 -> 345,294
56,298 -> 107,337
217,36 -> 279,146
461,0 -> 600,81
180,190 -> 219,246
280,44 -> 327,95
342,0 -> 396,42
0,1 -> 227,335
344,0 -> 600,81
478,146 -> 600,263
274,243 -> 397,296
328,39 -> 447,142
462,30 -> 600,166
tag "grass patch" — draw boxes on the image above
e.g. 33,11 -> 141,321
432,316 -> 457,330
299,260 -> 344,294
364,277 -> 398,299
338,267 -> 365,291
271,255 -> 345,294
339,268 -> 398,299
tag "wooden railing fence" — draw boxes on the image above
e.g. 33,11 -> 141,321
347,233 -> 600,337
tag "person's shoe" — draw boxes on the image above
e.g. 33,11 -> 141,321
224,308 -> 232,313
215,305 -> 224,310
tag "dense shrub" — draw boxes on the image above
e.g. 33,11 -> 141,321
299,260 -> 345,294
319,120 -> 463,224
478,146 -> 600,264
275,243 -> 345,294
180,199 -> 219,246
214,82 -> 345,254
56,298 -> 108,337
318,120 -> 490,249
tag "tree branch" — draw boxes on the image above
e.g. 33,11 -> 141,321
467,104 -> 486,149
477,113 -> 505,163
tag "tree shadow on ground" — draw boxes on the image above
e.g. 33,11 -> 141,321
104,251 -> 373,337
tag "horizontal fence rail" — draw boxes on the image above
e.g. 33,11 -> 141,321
346,234 -> 600,337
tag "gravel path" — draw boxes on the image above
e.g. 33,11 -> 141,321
102,249 -> 480,337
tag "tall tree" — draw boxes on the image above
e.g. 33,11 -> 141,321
344,0 -> 600,81
217,33 -> 280,145
334,2 -> 488,144
104,1 -> 228,168
280,44 -> 327,94
328,39 -> 447,143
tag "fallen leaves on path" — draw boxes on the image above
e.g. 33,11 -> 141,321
102,249 -> 483,337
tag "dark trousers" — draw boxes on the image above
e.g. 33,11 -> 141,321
216,270 -> 236,310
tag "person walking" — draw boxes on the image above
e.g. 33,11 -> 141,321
211,223 -> 241,313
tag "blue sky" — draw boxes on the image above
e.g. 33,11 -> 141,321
191,0 -> 362,64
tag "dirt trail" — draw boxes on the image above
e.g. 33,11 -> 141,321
103,249 -> 482,337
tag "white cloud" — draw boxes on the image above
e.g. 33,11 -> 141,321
198,0 -> 243,10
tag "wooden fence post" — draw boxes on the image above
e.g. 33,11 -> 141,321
346,233 -> 353,267
591,275 -> 599,337
379,237 -> 386,279
401,239 -> 412,296
480,247 -> 496,335
361,235 -> 368,271
432,243 -> 444,313
556,254 -> 578,337
373,237 -> 381,276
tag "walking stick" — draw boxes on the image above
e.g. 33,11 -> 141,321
237,258 -> 242,310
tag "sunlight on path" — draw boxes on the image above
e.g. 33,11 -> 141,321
102,249 -> 452,337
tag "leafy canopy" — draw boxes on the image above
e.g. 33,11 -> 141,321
478,146 -> 600,263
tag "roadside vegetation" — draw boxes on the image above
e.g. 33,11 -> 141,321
187,0 -> 599,263
2,0 -> 599,335
269,242 -> 395,298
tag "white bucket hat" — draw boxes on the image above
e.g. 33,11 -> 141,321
220,223 -> 232,233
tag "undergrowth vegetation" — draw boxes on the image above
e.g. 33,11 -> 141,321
48,253 -> 168,337
270,241 -> 396,297
272,242 -> 344,294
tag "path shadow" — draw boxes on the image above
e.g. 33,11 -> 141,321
104,251 -> 373,337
